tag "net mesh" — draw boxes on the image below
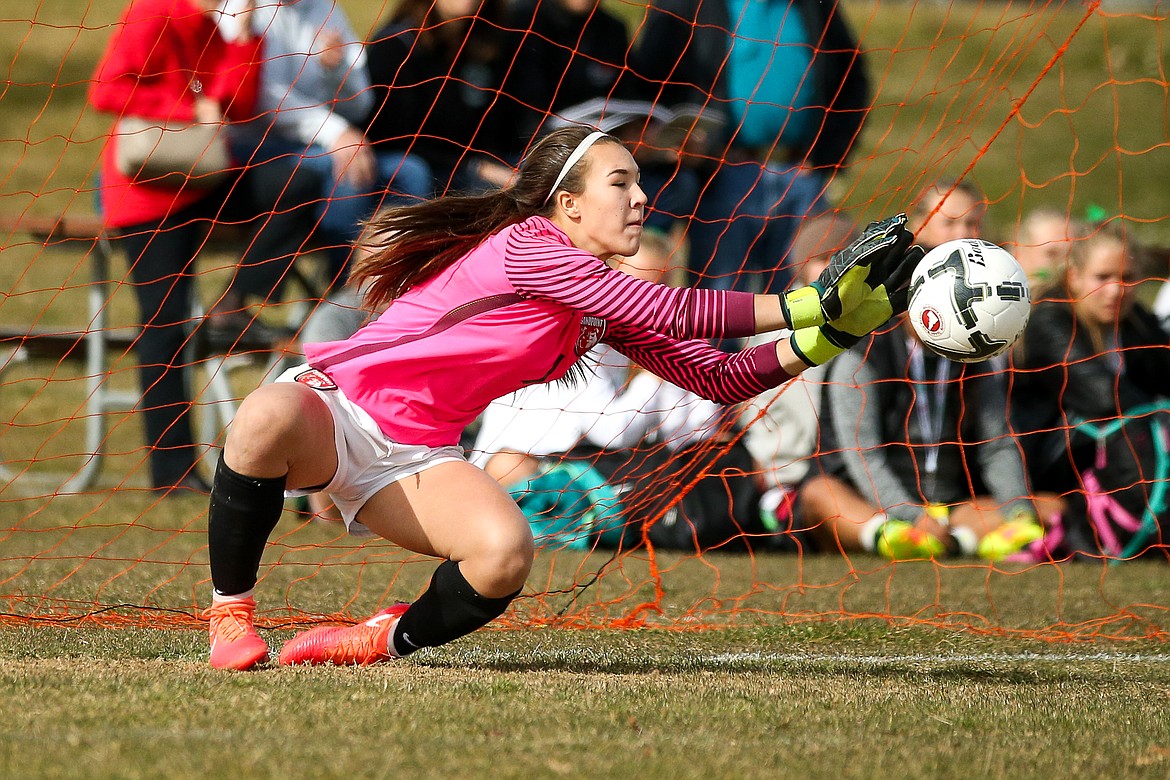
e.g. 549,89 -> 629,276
0,0 -> 1167,637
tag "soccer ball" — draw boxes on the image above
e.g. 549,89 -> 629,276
907,238 -> 1031,363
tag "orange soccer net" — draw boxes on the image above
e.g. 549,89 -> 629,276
0,0 -> 1167,640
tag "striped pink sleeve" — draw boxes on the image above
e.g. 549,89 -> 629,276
605,322 -> 794,404
504,223 -> 757,340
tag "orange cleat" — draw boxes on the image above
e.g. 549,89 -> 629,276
205,597 -> 269,671
278,603 -> 410,667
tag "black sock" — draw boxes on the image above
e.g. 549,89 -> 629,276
208,458 -> 287,596
391,560 -> 520,656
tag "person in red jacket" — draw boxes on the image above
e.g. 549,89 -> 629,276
89,0 -> 320,492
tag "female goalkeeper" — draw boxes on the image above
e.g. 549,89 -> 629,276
204,125 -> 921,670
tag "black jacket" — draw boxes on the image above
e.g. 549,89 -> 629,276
364,19 -> 527,181
504,0 -> 634,142
1010,297 -> 1170,485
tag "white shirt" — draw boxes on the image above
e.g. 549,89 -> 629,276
218,0 -> 371,149
471,346 -> 730,466
740,352 -> 826,488
1154,279 -> 1170,333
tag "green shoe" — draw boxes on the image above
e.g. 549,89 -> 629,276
875,520 -> 946,560
978,519 -> 1045,561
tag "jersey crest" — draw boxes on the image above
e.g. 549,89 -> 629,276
294,368 -> 338,391
575,316 -> 606,356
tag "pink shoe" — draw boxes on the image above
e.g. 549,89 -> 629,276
278,604 -> 410,667
204,597 -> 269,671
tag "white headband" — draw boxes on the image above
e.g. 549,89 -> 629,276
545,130 -> 608,204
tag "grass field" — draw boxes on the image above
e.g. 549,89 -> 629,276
2,1 -> 1170,777
2,625 -> 1169,779
1,492 -> 1169,778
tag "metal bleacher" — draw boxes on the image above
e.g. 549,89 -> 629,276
0,212 -> 315,492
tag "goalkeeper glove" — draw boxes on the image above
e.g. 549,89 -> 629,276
790,244 -> 925,367
779,213 -> 915,331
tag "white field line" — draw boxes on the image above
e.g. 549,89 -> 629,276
704,651 -> 1170,665
466,648 -> 1170,665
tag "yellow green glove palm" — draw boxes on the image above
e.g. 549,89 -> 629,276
790,244 -> 925,367
780,214 -> 916,331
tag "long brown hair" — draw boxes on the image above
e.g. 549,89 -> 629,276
1069,222 -> 1138,351
350,126 -> 620,309
1016,221 -> 1137,363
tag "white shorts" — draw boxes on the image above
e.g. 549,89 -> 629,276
275,365 -> 466,536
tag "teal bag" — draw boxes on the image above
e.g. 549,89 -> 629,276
1071,401 -> 1170,560
508,459 -> 627,550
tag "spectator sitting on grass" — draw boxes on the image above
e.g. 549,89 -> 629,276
796,313 -> 1061,561
739,210 -> 859,549
907,177 -> 987,253
1010,222 -> 1170,559
473,253 -> 768,553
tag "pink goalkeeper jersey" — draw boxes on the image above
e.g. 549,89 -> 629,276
303,216 -> 792,447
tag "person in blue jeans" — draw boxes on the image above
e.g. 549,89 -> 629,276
686,162 -> 828,294
627,0 -> 871,295
217,0 -> 433,287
